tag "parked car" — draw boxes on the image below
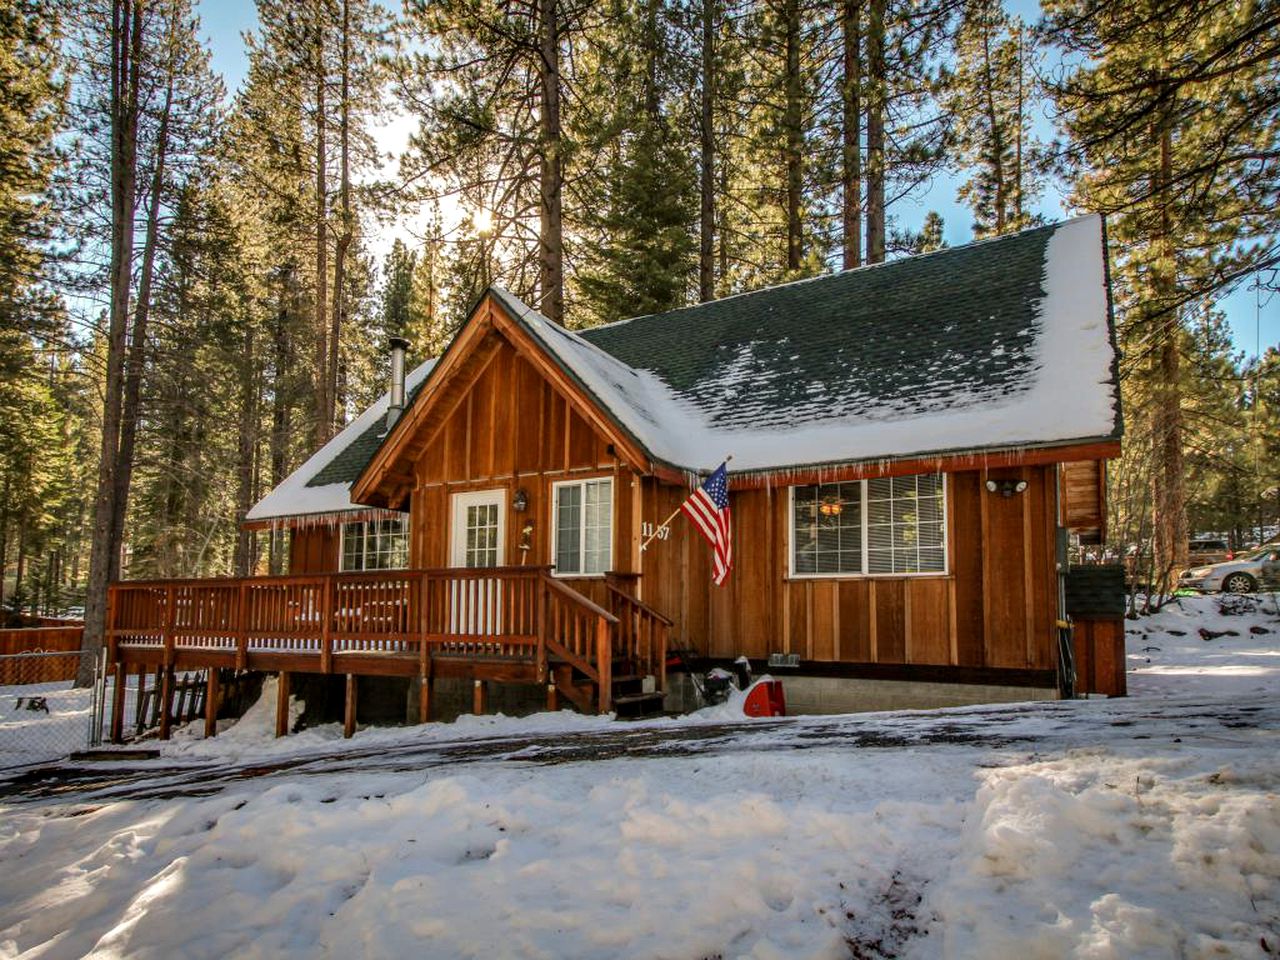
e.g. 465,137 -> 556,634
1187,538 -> 1232,566
1179,545 -> 1280,594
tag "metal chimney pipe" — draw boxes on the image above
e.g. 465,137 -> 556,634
386,336 -> 410,431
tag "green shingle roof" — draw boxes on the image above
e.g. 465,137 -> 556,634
249,215 -> 1118,520
308,378 -> 428,487
577,223 -> 1054,433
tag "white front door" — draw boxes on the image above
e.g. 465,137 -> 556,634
450,489 -> 507,568
449,489 -> 507,635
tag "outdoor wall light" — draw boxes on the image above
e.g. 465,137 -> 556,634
513,488 -> 529,512
985,479 -> 1028,497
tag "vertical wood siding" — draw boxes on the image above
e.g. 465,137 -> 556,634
294,333 -> 1066,672
638,464 -> 1061,670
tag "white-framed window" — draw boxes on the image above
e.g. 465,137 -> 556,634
552,477 -> 613,576
790,474 -> 946,577
340,516 -> 410,571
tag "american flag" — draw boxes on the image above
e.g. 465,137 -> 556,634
682,462 -> 732,585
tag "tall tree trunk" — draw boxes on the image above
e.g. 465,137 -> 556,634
0,487 -> 8,612
233,322 -> 258,577
81,0 -> 142,685
313,12 -> 330,447
13,520 -> 25,613
328,0 -> 351,428
1150,109 -> 1187,587
112,65 -> 174,560
978,9 -> 1006,234
865,0 -> 885,263
698,0 -> 716,301
270,275 -> 292,575
643,0 -> 659,120
538,0 -> 565,324
841,0 -> 862,270
783,0 -> 803,272
1013,20 -> 1024,224
0,473 -> 11,612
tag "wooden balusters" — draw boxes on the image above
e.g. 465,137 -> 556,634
106,566 -> 661,727
237,580 -> 249,669
321,576 -> 333,672
605,583 -> 672,690
162,585 -> 177,668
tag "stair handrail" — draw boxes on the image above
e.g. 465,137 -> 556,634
604,583 -> 673,626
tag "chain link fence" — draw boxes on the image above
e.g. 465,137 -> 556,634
0,649 -> 107,770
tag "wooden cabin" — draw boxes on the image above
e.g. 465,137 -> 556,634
106,215 -> 1122,738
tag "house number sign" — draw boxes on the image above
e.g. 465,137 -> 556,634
640,521 -> 671,541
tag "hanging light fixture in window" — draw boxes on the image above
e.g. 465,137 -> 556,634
819,496 -> 844,517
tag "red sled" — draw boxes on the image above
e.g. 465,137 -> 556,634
742,678 -> 786,717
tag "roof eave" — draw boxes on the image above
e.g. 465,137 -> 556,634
712,434 -> 1123,490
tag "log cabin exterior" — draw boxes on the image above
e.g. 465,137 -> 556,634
107,215 -> 1122,737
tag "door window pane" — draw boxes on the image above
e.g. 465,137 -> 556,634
465,503 -> 500,568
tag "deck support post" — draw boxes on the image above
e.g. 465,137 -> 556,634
473,679 -> 487,716
320,575 -> 333,674
275,671 -> 291,738
110,661 -> 126,743
158,666 -> 174,740
344,674 -> 357,738
596,617 -> 612,715
417,675 -> 432,724
204,669 -> 220,738
546,683 -> 558,712
134,665 -> 147,734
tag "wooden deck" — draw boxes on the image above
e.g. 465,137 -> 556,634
106,566 -> 670,741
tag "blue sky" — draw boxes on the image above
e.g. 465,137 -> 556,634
195,0 -> 1278,360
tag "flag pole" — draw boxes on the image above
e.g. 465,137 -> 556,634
640,456 -> 733,552
640,505 -> 684,552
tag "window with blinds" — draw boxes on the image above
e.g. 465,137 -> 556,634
790,475 -> 946,576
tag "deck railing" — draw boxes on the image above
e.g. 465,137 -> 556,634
107,566 -> 666,713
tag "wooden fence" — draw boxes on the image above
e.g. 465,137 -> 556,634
0,626 -> 85,684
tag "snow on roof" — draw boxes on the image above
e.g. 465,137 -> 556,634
246,359 -> 436,522
254,216 -> 1118,521
495,214 -> 1119,475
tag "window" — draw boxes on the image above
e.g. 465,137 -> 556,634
791,474 -> 946,577
340,516 -> 410,571
552,478 -> 613,575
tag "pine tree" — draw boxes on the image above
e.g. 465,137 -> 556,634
1044,0 -> 1280,587
68,0 -> 222,678
573,0 -> 697,324
398,0 -> 600,324
947,0 -> 1043,237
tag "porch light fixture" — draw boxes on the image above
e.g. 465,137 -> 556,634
985,479 -> 1028,498
512,487 -> 529,512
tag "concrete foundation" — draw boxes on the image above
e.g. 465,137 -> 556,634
664,672 -> 1058,716
278,670 -> 1056,732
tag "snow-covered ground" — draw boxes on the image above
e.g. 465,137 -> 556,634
0,674 -> 142,771
0,681 -> 96,770
0,593 -> 1277,959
